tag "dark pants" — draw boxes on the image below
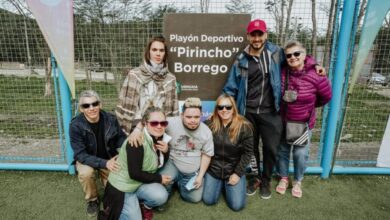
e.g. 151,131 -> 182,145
245,111 -> 283,183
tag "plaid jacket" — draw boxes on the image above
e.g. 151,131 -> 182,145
116,64 -> 179,135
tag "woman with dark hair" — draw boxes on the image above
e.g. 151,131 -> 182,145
276,40 -> 332,198
99,106 -> 172,220
202,94 -> 253,211
116,36 -> 179,137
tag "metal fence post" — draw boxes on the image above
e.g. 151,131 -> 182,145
58,64 -> 75,175
321,0 -> 356,178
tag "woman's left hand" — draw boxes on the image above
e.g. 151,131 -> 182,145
315,65 -> 326,76
228,173 -> 240,186
155,141 -> 168,153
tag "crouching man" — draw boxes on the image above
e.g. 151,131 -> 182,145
69,90 -> 126,217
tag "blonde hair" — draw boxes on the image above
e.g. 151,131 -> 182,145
208,94 -> 251,143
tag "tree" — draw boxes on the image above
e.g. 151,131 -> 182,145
225,0 -> 254,15
265,0 -> 293,45
357,0 -> 367,28
200,0 -> 210,13
283,0 -> 294,44
311,0 -> 317,58
320,0 -> 336,69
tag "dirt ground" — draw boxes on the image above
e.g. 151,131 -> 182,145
0,137 -> 62,159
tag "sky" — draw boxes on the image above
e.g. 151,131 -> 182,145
151,0 -> 333,35
0,0 -> 342,36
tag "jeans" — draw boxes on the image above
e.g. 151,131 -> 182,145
277,131 -> 312,182
244,112 -> 283,183
159,159 -> 203,203
202,173 -> 246,211
119,183 -> 168,220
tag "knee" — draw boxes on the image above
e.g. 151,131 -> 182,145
228,202 -> 245,212
202,194 -> 217,206
77,166 -> 95,180
293,149 -> 306,161
182,191 -> 202,203
153,189 -> 169,206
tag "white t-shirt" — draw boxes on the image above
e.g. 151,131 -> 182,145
166,116 -> 214,174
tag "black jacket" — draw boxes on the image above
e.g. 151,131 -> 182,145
205,120 -> 254,180
69,110 -> 127,168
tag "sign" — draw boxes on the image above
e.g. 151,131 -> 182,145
164,14 -> 250,100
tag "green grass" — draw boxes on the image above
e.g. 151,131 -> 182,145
0,171 -> 389,220
342,86 -> 390,142
0,75 -> 119,138
0,75 -> 389,142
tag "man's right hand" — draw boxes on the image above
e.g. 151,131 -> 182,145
128,128 -> 143,147
106,155 -> 120,172
161,175 -> 172,185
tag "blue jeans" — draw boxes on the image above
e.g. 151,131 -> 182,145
202,172 -> 246,211
119,183 -> 168,220
277,131 -> 311,182
159,159 -> 203,203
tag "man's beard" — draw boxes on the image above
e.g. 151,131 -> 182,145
250,42 -> 264,51
183,123 -> 199,131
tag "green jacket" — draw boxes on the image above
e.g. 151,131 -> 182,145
108,130 -> 159,192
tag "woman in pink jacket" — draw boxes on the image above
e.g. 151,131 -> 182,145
276,40 -> 332,198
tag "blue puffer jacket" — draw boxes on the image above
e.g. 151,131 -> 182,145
223,41 -> 285,115
69,110 -> 127,168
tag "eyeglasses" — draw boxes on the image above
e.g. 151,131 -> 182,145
81,101 -> 100,109
285,51 -> 303,59
148,121 -> 169,127
217,105 -> 233,111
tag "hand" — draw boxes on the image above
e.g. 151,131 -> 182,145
106,155 -> 120,172
128,128 -> 143,147
315,65 -> 326,76
155,141 -> 168,153
227,173 -> 240,186
161,175 -> 172,185
193,175 -> 203,189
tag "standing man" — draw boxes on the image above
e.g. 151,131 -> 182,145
223,19 -> 324,200
223,19 -> 283,200
69,90 -> 126,217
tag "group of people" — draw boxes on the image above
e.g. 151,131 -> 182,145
69,19 -> 332,220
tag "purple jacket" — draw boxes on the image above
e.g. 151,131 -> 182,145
281,56 -> 332,129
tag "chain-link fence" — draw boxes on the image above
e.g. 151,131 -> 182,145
0,0 -> 389,172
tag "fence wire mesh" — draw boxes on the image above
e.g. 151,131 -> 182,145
0,0 -> 388,169
335,13 -> 390,166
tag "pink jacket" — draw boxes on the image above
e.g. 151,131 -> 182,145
281,56 -> 332,129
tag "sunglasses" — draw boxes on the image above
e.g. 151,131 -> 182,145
217,105 -> 233,111
285,51 -> 303,59
148,121 -> 169,127
81,101 -> 100,109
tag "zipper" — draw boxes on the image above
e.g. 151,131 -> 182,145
254,54 -> 266,114
104,119 -> 111,156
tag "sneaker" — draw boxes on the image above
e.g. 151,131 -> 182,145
246,176 -> 260,196
140,203 -> 154,220
86,200 -> 99,217
260,181 -> 272,199
276,178 -> 288,195
292,181 -> 302,198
